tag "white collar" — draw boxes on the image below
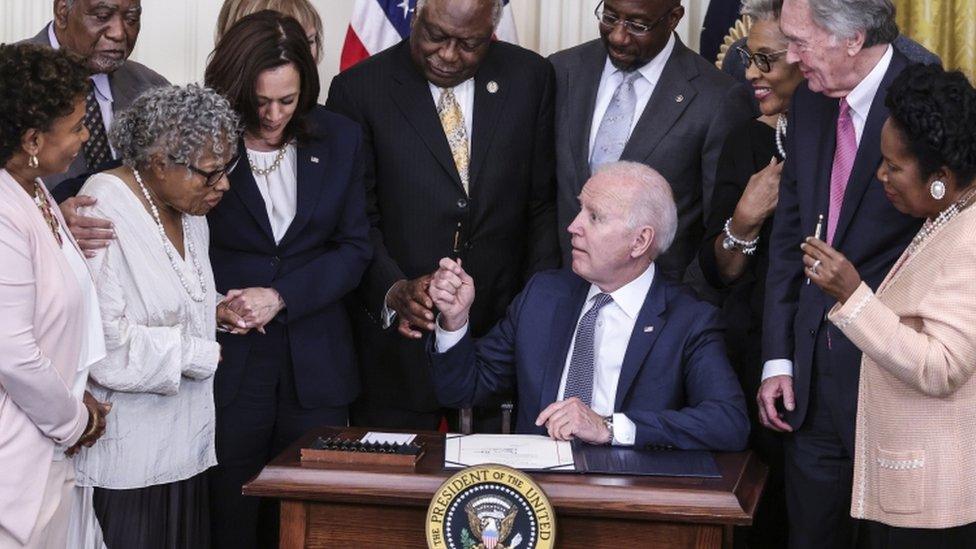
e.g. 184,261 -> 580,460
47,22 -> 114,103
845,44 -> 892,121
601,32 -> 676,89
585,262 -> 656,320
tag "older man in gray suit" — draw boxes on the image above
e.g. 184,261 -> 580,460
551,0 -> 752,290
25,0 -> 168,192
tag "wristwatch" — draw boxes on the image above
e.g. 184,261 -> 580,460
602,415 -> 614,445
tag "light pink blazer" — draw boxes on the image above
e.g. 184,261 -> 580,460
0,170 -> 90,544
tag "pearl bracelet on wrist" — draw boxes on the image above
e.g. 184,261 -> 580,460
722,217 -> 759,255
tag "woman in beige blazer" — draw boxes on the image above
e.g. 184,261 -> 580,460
0,44 -> 110,548
802,64 -> 976,547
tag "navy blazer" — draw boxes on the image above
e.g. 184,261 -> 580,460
208,107 -> 372,408
429,269 -> 750,451
762,49 -> 927,443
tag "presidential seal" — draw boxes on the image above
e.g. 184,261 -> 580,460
427,464 -> 556,549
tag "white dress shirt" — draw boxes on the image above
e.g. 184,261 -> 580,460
48,23 -> 116,158
73,173 -> 220,489
248,144 -> 298,244
435,264 -> 658,446
588,33 -> 675,157
761,45 -> 893,382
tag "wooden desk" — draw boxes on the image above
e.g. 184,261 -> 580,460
244,428 -> 766,548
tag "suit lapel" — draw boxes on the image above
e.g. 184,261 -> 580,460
388,46 -> 464,193
540,278 -> 591,410
468,50 -> 509,189
278,138 -> 329,247
832,51 -> 907,248
569,41 -> 608,193
227,140 -> 275,244
621,37 -> 696,164
613,275 -> 667,410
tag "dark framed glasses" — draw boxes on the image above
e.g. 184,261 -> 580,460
736,45 -> 788,73
172,153 -> 240,187
594,1 -> 675,36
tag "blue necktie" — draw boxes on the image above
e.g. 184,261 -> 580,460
589,71 -> 642,172
563,293 -> 614,406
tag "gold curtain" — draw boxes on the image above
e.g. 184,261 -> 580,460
896,0 -> 976,80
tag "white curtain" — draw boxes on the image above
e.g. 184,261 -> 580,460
0,0 -> 712,93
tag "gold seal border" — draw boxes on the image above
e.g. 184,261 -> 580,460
426,464 -> 557,549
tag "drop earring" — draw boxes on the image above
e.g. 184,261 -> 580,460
930,180 -> 946,200
28,154 -> 39,169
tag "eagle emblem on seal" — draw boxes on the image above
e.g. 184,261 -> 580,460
463,495 -> 522,549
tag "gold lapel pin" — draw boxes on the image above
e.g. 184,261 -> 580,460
310,156 -> 320,163
487,81 -> 499,94
643,326 -> 654,333
675,94 -> 684,103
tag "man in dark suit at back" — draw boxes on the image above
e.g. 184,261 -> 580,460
757,1 -> 935,547
326,0 -> 560,431
427,161 -> 749,451
550,0 -> 753,293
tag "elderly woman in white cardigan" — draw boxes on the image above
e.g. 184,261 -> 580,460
72,85 -> 242,549
802,64 -> 976,548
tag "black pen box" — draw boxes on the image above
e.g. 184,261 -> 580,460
300,435 -> 426,468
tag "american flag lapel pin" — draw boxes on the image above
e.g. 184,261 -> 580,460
643,326 -> 654,333
310,156 -> 320,163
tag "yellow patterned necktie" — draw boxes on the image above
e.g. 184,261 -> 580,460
437,87 -> 470,195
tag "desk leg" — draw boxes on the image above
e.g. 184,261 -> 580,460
280,500 -> 309,549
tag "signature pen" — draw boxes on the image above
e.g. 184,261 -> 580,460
806,214 -> 824,285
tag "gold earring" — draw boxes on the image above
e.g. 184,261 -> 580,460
28,154 -> 39,169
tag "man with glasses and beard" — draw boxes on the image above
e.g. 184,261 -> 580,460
550,0 -> 752,296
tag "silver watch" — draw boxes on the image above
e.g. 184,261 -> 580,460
602,415 -> 614,445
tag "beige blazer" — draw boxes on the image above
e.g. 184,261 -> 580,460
829,204 -> 976,528
0,170 -> 89,544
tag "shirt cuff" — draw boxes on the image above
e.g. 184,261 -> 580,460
762,359 -> 794,381
380,284 -> 399,329
611,413 -> 636,446
434,315 -> 469,353
181,338 -> 220,380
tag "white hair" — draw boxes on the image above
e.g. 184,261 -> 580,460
416,0 -> 504,26
594,161 -> 678,259
801,0 -> 898,47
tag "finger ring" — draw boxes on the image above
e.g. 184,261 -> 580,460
811,259 -> 822,275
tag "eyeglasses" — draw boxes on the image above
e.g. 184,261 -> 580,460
736,45 -> 788,73
172,153 -> 240,187
594,1 -> 675,36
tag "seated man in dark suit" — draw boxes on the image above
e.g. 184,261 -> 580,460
427,161 -> 749,450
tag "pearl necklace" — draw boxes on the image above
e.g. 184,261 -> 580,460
133,169 -> 207,302
247,144 -> 288,177
907,187 -> 976,255
775,113 -> 788,159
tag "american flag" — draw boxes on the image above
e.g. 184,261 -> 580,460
340,0 -> 518,72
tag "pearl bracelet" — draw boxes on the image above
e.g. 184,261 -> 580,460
722,217 -> 759,255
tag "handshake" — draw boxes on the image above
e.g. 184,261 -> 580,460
388,258 -> 476,338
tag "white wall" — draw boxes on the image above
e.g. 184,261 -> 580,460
1,0 -> 711,97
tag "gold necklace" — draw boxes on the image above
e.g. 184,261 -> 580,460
32,182 -> 63,247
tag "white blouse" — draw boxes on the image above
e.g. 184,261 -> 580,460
248,144 -> 297,244
73,173 -> 220,489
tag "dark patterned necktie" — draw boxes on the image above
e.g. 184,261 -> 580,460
563,293 -> 614,406
82,83 -> 112,170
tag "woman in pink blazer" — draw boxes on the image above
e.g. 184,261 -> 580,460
803,64 -> 976,547
0,44 -> 110,548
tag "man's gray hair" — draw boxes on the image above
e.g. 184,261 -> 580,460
111,84 -> 240,171
416,0 -> 504,26
595,161 -> 678,259
805,0 -> 898,48
740,0 -> 783,21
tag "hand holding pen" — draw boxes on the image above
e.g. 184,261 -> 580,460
806,214 -> 824,285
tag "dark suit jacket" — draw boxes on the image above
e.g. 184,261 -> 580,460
24,25 -> 169,191
429,269 -> 750,451
325,40 -> 560,413
550,36 -> 753,282
208,107 -> 372,408
762,48 -> 928,446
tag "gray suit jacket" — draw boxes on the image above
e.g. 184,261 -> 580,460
551,36 -> 753,285
24,25 -> 169,190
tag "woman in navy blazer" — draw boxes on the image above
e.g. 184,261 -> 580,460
204,11 -> 370,549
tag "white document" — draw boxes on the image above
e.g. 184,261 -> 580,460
444,434 -> 576,471
360,431 -> 417,445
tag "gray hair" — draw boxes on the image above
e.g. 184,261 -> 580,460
594,161 -> 678,259
805,0 -> 898,47
111,84 -> 241,171
740,0 -> 783,21
416,0 -> 504,26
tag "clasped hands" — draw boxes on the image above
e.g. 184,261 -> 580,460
217,287 -> 285,335
66,391 -> 112,456
428,258 -> 611,445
